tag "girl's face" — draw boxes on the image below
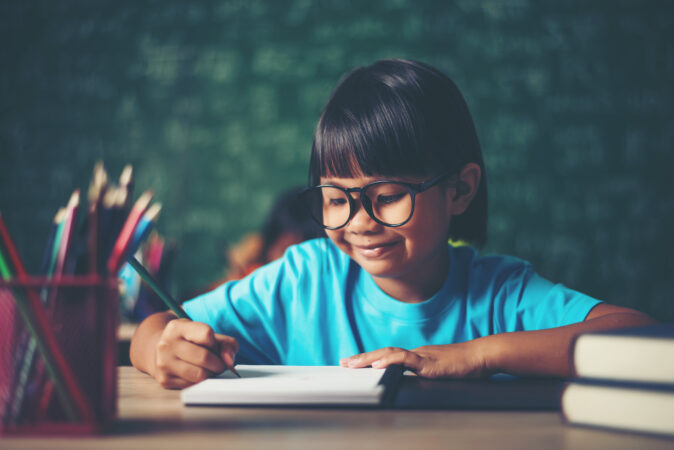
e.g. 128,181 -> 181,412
320,173 -> 459,302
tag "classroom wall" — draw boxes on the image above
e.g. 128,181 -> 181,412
1,1 -> 673,319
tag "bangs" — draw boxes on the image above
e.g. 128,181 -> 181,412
309,70 -> 431,185
307,59 -> 488,247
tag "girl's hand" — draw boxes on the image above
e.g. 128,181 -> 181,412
153,318 -> 239,389
340,341 -> 489,378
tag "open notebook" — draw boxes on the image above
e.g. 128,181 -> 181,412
181,365 -> 403,406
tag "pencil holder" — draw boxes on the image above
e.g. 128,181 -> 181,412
0,275 -> 118,435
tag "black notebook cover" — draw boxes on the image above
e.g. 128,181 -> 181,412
393,373 -> 565,410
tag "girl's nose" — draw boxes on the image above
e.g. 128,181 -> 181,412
346,197 -> 381,233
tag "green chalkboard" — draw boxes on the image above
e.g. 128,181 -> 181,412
1,1 -> 673,320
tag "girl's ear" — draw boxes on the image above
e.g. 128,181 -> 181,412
450,163 -> 481,215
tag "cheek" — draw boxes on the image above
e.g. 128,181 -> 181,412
402,205 -> 452,245
325,230 -> 344,247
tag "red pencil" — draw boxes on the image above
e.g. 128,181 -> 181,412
149,234 -> 164,275
106,190 -> 153,274
0,213 -> 95,423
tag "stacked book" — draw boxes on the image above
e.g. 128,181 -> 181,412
561,323 -> 674,437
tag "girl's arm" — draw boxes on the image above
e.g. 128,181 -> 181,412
341,303 -> 656,378
130,311 -> 239,388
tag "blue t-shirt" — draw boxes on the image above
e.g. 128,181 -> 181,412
183,238 -> 601,365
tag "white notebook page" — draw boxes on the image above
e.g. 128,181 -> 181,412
181,365 -> 387,405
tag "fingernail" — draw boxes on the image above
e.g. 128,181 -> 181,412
371,360 -> 381,368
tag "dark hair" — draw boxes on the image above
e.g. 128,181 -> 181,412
260,186 -> 325,259
309,59 -> 488,247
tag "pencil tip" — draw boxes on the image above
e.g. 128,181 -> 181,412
119,164 -> 134,186
68,189 -> 81,207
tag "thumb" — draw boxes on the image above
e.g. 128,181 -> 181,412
214,333 -> 239,366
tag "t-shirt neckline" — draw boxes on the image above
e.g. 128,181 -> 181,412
355,244 -> 458,322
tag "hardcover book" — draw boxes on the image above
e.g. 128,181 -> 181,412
562,380 -> 674,436
563,323 -> 674,436
572,323 -> 674,384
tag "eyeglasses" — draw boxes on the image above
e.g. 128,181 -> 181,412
300,174 -> 452,230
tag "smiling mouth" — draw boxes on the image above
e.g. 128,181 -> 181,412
351,241 -> 398,258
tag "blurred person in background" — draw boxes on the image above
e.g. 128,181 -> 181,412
218,186 -> 325,284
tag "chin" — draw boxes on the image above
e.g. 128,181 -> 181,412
353,257 -> 405,279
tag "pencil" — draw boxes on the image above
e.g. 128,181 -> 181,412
98,186 -> 118,272
87,162 -> 107,274
54,190 -> 80,278
124,202 -> 161,263
0,242 -> 10,279
10,208 -> 61,424
119,164 -> 134,209
107,190 -> 153,274
46,209 -> 66,278
127,256 -> 241,378
39,211 -> 60,275
0,213 -> 95,423
35,190 -> 81,416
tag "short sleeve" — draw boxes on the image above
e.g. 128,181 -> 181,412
182,257 -> 293,365
493,264 -> 602,333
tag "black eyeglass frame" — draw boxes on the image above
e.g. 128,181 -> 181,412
301,173 -> 454,230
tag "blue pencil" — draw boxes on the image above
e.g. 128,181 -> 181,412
123,203 -> 161,263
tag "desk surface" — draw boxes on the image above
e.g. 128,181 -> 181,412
1,367 -> 673,449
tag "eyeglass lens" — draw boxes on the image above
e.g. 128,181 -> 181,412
306,183 -> 413,228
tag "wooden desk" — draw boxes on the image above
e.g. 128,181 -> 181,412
116,323 -> 138,366
1,367 -> 672,449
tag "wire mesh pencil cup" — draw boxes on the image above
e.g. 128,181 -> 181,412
0,276 -> 118,435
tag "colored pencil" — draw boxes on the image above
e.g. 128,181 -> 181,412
98,186 -> 117,272
111,187 -> 129,237
100,186 -> 129,271
125,203 -> 161,262
46,209 -> 66,278
0,242 -> 10,279
119,164 -> 134,208
148,233 -> 164,274
95,165 -> 112,272
127,256 -> 241,378
87,162 -> 107,275
0,214 -> 75,423
0,238 -> 15,425
107,190 -> 153,274
39,212 -> 60,276
0,214 -> 95,423
128,257 -> 187,319
35,190 -> 81,417
53,190 -> 80,279
10,208 -> 62,423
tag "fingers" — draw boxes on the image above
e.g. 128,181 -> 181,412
155,357 -> 213,389
214,333 -> 239,368
172,339 -> 226,374
372,350 -> 423,371
165,319 -> 218,348
340,349 -> 385,368
154,319 -> 240,388
342,344 -> 489,379
340,347 -> 422,370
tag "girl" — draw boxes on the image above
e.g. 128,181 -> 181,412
130,59 -> 654,388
